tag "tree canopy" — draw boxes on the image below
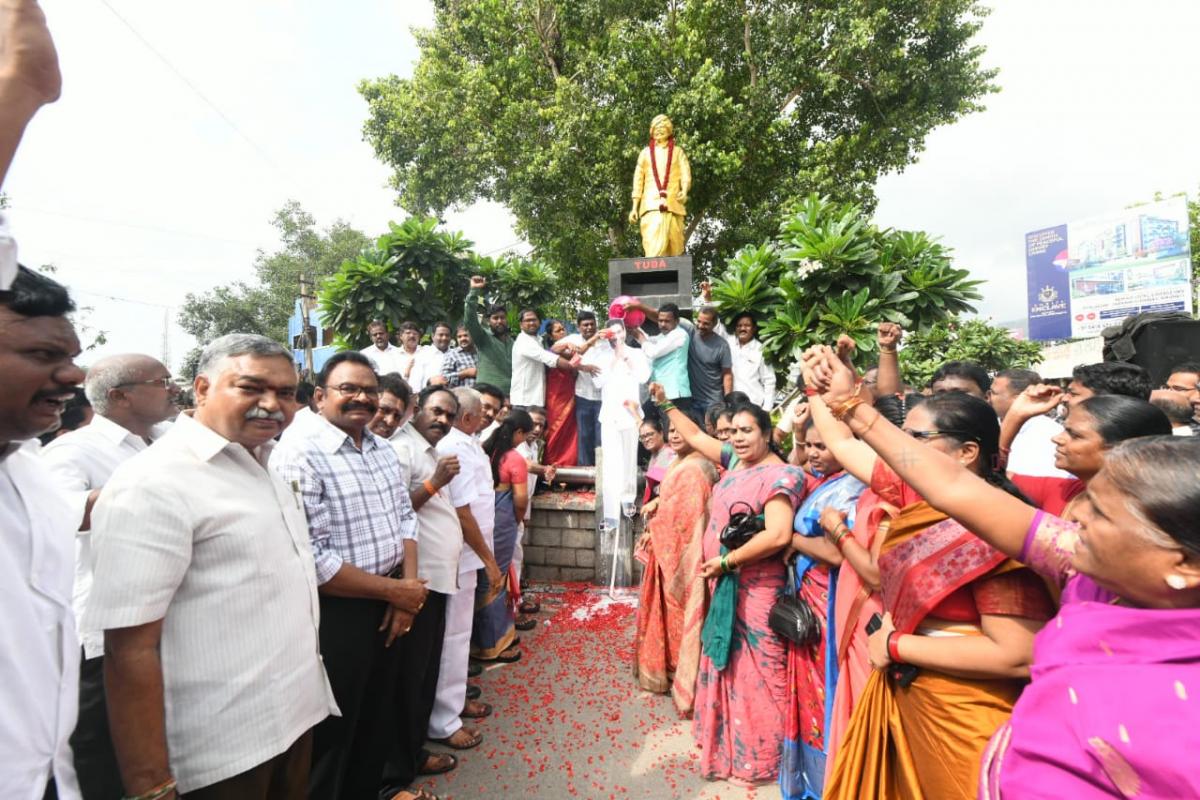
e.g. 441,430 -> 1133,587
899,318 -> 1043,388
360,0 -> 997,302
177,201 -> 370,375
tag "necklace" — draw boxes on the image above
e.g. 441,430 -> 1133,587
649,137 -> 675,212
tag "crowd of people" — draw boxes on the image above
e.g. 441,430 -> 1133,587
5,5 -> 1200,800
631,321 -> 1200,799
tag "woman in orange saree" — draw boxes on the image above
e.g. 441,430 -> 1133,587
634,423 -> 718,705
804,386 -> 1055,800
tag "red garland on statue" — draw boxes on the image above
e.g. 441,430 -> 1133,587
649,136 -> 674,213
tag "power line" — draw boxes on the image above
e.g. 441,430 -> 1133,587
17,206 -> 260,246
72,287 -> 173,309
96,0 -> 283,174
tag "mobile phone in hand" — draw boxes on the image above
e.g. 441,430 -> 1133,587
865,613 -> 883,635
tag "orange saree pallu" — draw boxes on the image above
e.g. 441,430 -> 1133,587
634,456 -> 715,698
825,502 -> 1049,800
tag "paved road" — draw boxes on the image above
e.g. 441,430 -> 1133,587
417,584 -> 781,800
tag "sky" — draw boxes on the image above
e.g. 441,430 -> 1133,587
6,0 -> 1200,370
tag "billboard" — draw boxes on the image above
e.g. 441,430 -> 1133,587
1025,196 -> 1192,340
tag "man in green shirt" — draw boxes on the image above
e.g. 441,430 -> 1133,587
463,275 -> 514,395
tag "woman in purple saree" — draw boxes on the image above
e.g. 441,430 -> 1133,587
804,344 -> 1200,800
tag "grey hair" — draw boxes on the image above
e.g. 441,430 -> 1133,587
1102,437 -> 1200,555
197,334 -> 293,379
85,354 -> 159,415
453,386 -> 482,415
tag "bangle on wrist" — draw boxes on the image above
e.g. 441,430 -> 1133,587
804,387 -> 817,397
831,524 -> 850,547
657,399 -> 676,412
422,479 -> 437,496
124,778 -> 177,800
879,345 -> 897,353
887,631 -> 905,664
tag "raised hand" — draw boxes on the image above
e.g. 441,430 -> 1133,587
1,0 -> 61,105
877,322 -> 903,351
700,281 -> 713,302
1009,383 -> 1064,420
469,275 -> 487,290
647,382 -> 667,404
792,400 -> 811,429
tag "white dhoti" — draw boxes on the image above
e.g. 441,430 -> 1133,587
426,568 -> 479,739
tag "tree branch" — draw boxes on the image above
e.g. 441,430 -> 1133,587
684,207 -> 705,244
533,0 -> 561,80
741,1 -> 757,89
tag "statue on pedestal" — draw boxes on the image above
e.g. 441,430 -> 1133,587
628,114 -> 692,257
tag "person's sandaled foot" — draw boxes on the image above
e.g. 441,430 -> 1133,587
475,644 -> 521,663
466,683 -> 481,700
515,615 -> 537,631
519,599 -> 540,614
390,788 -> 440,800
417,750 -> 457,775
431,725 -> 483,750
461,699 -> 492,719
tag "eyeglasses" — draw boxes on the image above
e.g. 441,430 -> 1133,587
119,377 -> 176,391
327,383 -> 381,399
1162,383 -> 1199,393
638,432 -> 660,442
902,428 -> 977,442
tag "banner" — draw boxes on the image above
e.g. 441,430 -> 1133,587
1025,196 -> 1192,340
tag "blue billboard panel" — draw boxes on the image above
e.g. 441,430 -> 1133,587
1025,196 -> 1192,340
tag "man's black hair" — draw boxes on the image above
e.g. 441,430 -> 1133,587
1168,361 -> 1200,377
659,303 -> 680,319
930,360 -> 992,393
1072,361 -> 1153,401
577,309 -> 597,324
378,373 -> 413,405
295,380 -> 316,405
316,351 -> 376,387
1,265 -> 75,317
994,368 -> 1042,394
417,382 -> 457,410
485,303 -> 507,317
474,382 -> 506,403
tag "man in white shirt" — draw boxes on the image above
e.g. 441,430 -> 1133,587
510,308 -> 580,406
384,386 -> 469,791
0,265 -> 86,800
561,311 -> 603,465
360,319 -> 409,376
87,334 -> 341,799
41,353 -> 178,800
418,321 -> 455,389
424,387 -> 504,753
989,368 -> 1072,478
475,383 -> 505,444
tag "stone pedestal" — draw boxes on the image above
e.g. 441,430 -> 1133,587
520,490 -> 644,586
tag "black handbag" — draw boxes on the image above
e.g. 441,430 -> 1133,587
719,501 -> 764,550
769,562 -> 822,647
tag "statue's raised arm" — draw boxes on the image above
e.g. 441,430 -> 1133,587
628,114 -> 690,257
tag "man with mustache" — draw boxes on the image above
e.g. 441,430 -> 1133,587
270,350 -> 427,800
381,385 -> 468,795
0,265 -> 86,799
41,353 -> 179,799
86,334 -> 341,800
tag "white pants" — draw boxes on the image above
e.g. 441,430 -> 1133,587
600,423 -> 638,522
426,568 -> 478,739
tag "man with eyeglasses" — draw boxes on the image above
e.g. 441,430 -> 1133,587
1162,361 -> 1200,434
270,350 -> 428,800
381,385 -> 469,798
40,353 -> 178,798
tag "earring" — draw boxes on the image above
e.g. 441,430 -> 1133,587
1166,574 -> 1188,591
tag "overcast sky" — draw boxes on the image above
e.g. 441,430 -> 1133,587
7,0 -> 1200,369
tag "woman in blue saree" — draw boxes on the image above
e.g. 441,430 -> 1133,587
781,418 -> 866,800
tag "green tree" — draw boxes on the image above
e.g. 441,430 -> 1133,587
898,318 -> 1043,389
711,194 -> 982,369
360,0 -> 996,302
178,202 -> 371,374
319,216 -> 475,350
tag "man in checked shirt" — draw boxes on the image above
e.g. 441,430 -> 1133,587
271,351 -> 428,800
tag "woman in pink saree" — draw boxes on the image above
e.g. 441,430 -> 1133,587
805,344 -> 1200,800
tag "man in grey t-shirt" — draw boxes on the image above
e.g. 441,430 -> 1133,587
684,306 -> 732,425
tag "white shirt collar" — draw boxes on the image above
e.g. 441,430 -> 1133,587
174,412 -> 275,465
87,413 -> 142,446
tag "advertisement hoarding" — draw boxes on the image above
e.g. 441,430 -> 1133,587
1025,196 -> 1192,340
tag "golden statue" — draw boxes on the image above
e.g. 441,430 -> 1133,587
629,114 -> 691,257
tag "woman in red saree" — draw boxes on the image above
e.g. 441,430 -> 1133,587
802,381 -> 1055,800
543,319 -> 579,466
634,422 -> 718,707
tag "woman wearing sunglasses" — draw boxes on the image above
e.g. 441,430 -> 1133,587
806,369 -> 1055,800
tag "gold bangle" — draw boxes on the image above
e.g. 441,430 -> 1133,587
831,396 -> 865,421
879,346 -> 897,353
857,408 -> 881,435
